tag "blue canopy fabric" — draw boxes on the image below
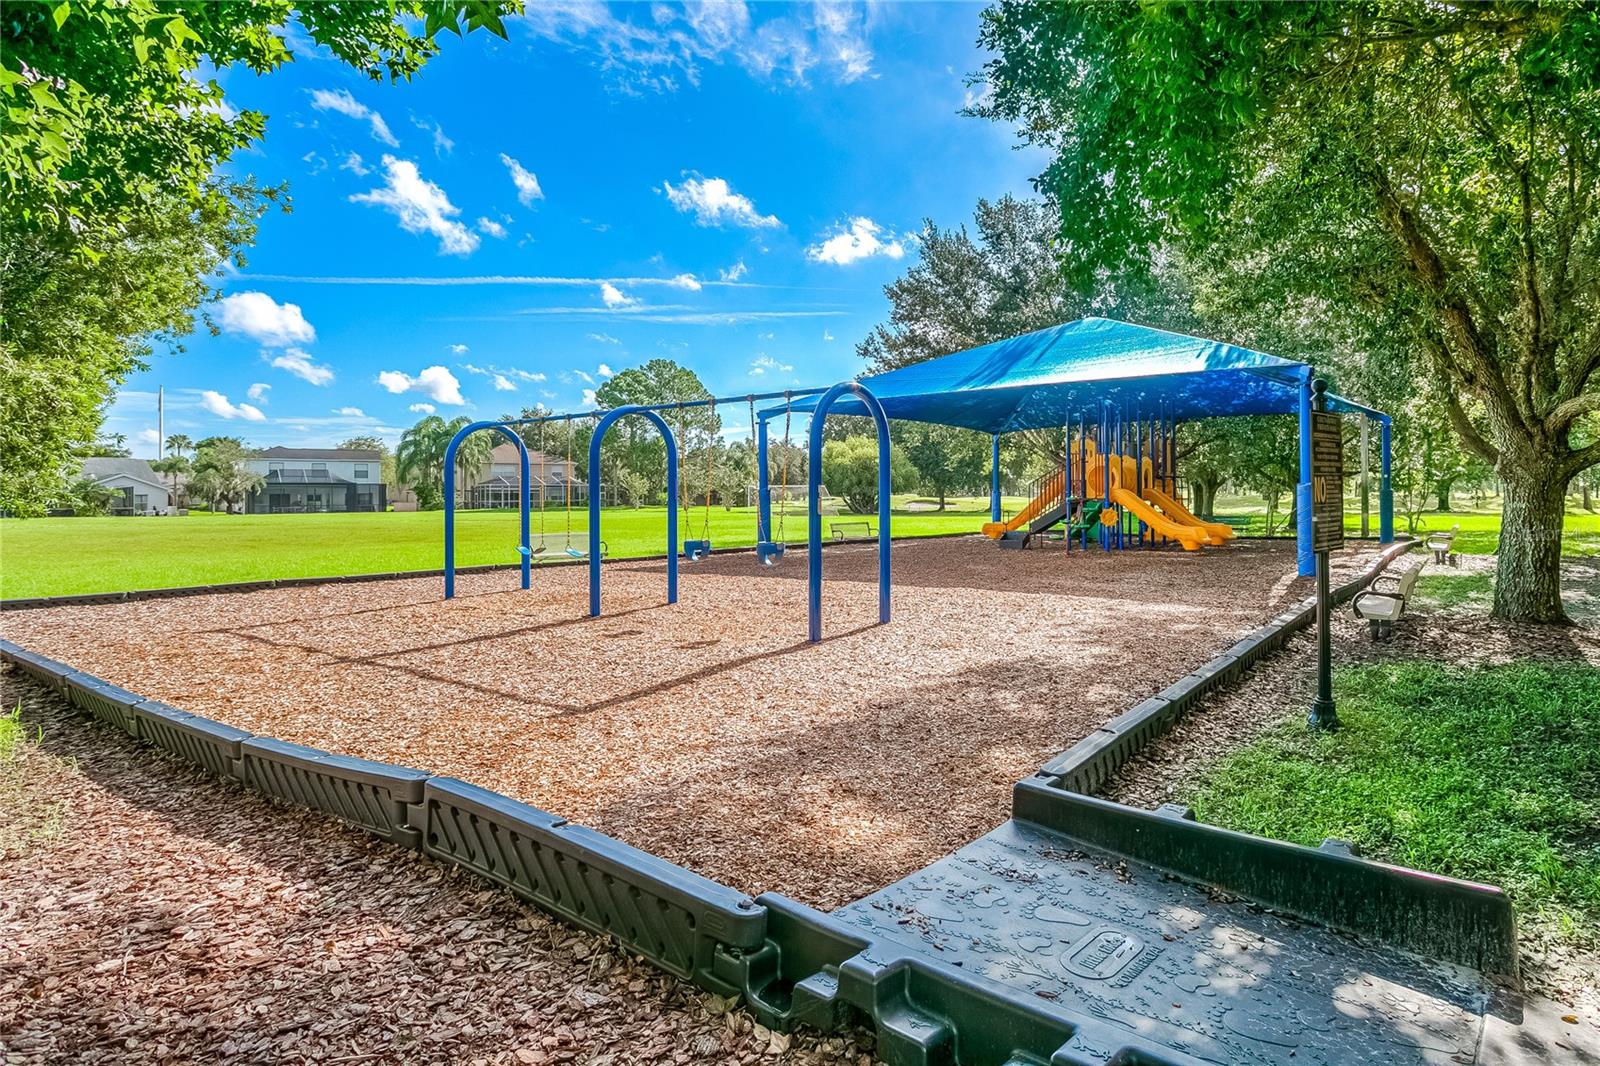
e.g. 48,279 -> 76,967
769,317 -> 1384,431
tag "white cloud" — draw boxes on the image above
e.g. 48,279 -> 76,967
521,2 -> 875,90
598,363 -> 615,378
269,347 -> 335,386
806,217 -> 905,265
581,388 -> 598,407
587,332 -> 620,344
501,153 -> 544,205
339,152 -> 370,176
350,156 -> 479,256
661,175 -> 779,228
335,406 -> 366,417
669,273 -> 702,291
512,369 -> 547,383
217,291 -> 316,347
136,427 -> 160,448
200,390 -> 267,422
309,88 -> 399,146
477,217 -> 508,239
492,374 -> 517,392
824,330 -> 835,342
571,369 -> 596,385
246,382 -> 271,403
408,403 -> 436,414
749,354 -> 794,377
377,365 -> 465,405
600,282 -> 636,308
720,259 -> 749,282
413,116 -> 453,155
449,343 -> 469,355
302,150 -> 328,175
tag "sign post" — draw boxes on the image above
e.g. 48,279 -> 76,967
1308,378 -> 1343,731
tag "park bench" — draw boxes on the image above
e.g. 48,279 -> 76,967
831,520 -> 875,541
1351,556 -> 1428,639
1426,522 -> 1460,565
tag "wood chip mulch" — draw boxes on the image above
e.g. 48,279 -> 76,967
0,536 -> 1377,910
0,669 -> 878,1065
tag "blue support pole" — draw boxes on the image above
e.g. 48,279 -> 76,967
588,407 -> 678,616
443,422 -> 531,600
1134,408 -> 1144,547
757,415 -> 772,542
1296,370 -> 1315,577
1379,416 -> 1395,543
990,434 -> 1002,524
1100,404 -> 1111,551
808,381 -> 892,643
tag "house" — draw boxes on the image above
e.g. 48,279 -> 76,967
78,458 -> 178,516
243,447 -> 388,514
460,443 -> 587,509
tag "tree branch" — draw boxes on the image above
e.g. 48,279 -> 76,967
1369,168 -> 1533,441
1545,392 -> 1600,435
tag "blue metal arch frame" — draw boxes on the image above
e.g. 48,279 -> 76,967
807,381 -> 892,643
443,422 -> 530,599
588,406 -> 678,617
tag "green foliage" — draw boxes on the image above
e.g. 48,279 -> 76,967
821,435 -> 916,513
395,415 -> 493,510
897,423 -> 989,508
63,475 -> 115,516
187,438 -> 262,513
593,360 -> 716,503
1188,662 -> 1600,943
0,1 -> 517,517
977,0 -> 1600,620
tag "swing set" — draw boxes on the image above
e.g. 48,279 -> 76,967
439,383 -> 891,644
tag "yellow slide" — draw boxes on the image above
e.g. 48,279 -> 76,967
1109,487 -> 1212,551
1142,484 -> 1236,542
983,469 -> 1064,539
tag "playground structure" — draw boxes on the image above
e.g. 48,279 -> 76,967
439,318 -> 1396,643
982,432 -> 1238,551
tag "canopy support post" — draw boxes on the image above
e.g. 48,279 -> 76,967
1379,417 -> 1394,543
990,434 -> 1002,524
1296,371 -> 1315,577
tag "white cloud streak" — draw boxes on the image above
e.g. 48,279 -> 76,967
500,153 -> 544,205
309,88 -> 399,146
350,156 -> 479,256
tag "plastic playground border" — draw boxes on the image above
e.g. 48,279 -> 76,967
1036,536 -> 1420,796
6,535 -> 1521,1065
0,530 -> 973,613
0,529 -> 1385,613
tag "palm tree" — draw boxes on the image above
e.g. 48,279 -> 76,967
397,415 -> 496,509
165,433 -> 193,459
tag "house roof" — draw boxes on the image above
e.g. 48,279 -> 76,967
489,443 -> 566,465
257,447 -> 382,461
768,317 -> 1387,431
80,457 -> 168,490
263,469 -> 355,485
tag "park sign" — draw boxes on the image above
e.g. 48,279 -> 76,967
1310,410 -> 1345,553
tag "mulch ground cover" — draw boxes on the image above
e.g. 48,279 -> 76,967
1,535 -> 1376,909
0,670 -> 877,1066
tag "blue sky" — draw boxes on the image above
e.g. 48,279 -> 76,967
105,2 -> 1046,454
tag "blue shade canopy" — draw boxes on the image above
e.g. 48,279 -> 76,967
770,317 -> 1384,431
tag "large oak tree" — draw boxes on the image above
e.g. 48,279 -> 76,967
978,0 -> 1600,622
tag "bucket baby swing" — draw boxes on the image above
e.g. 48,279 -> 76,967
754,393 -> 790,566
678,399 -> 717,562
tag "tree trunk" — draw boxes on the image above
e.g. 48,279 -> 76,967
1492,467 -> 1569,624
1435,478 -> 1454,512
1584,481 -> 1593,513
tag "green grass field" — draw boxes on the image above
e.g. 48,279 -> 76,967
0,498 -> 1017,598
1188,661 -> 1600,945
3,494 -> 1595,598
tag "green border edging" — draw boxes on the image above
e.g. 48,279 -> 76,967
1011,778 -> 1519,978
1039,538 -> 1419,794
0,530 -> 981,612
